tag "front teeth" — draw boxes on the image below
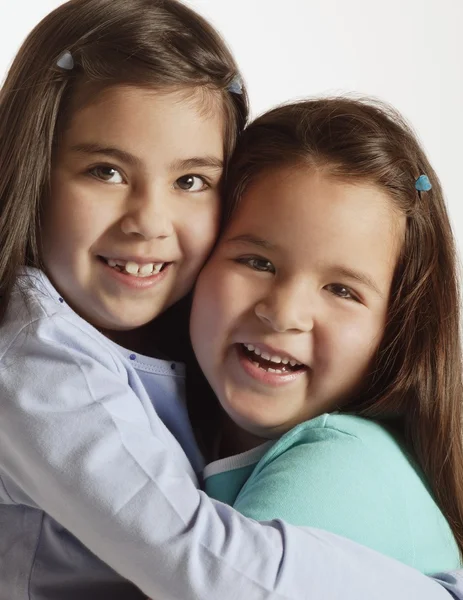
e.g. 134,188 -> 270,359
106,259 -> 164,277
243,343 -> 303,367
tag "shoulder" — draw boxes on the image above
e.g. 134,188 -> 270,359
235,415 -> 408,525
236,418 -> 460,574
252,413 -> 414,487
234,414 -> 395,528
0,270 -> 121,371
234,414 -> 460,573
266,413 -> 402,458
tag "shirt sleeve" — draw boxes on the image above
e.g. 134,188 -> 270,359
0,322 -> 455,600
434,572 -> 463,599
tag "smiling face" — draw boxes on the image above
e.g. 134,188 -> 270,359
190,166 -> 405,441
41,85 -> 224,338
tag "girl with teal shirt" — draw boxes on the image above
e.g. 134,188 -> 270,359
190,97 -> 463,574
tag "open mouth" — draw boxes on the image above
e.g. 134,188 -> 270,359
99,256 -> 169,278
239,343 -> 306,374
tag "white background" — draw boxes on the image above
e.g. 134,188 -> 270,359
1,0 -> 462,263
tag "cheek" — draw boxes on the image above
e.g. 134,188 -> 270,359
191,265 -> 245,349
44,180 -> 112,252
328,317 -> 384,370
192,270 -> 228,338
190,276 -> 221,371
182,200 -> 221,258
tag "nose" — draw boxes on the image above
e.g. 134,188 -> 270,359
120,185 -> 174,240
255,279 -> 314,333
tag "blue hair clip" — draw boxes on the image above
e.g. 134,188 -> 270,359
227,75 -> 243,95
56,50 -> 74,70
415,174 -> 432,192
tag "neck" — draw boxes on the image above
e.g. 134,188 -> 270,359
100,324 -> 166,357
218,412 -> 269,458
100,296 -> 191,360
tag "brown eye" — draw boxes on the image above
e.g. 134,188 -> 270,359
237,256 -> 275,273
175,175 -> 207,192
326,283 -> 358,301
89,166 -> 124,184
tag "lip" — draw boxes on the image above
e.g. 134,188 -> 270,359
99,256 -> 172,289
235,344 -> 307,388
240,341 -> 307,367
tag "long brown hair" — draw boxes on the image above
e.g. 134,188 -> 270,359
220,97 -> 463,556
0,0 -> 248,320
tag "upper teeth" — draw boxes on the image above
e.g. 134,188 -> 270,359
106,259 -> 164,277
243,343 -> 303,367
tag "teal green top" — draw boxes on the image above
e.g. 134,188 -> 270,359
204,413 -> 460,574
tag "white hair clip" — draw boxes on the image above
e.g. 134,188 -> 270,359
228,75 -> 243,95
56,50 -> 74,70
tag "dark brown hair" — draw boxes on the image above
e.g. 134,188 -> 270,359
0,0 -> 248,320
222,96 -> 463,556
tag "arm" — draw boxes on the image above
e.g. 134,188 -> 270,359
0,327 -> 454,600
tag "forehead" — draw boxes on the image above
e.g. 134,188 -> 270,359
59,84 -> 225,161
226,166 -> 405,278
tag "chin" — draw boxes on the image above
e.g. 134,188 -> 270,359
91,311 -> 150,333
113,318 -> 153,331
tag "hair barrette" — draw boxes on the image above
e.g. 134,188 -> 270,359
56,50 -> 74,70
227,75 -> 243,95
415,174 -> 432,192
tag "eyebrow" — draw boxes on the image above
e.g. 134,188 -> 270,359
170,156 -> 224,171
226,233 -> 276,250
70,143 -> 223,171
227,234 -> 384,297
70,143 -> 142,168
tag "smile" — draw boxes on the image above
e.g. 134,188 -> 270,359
99,257 -> 169,278
241,343 -> 304,372
236,343 -> 307,387
235,343 -> 308,388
